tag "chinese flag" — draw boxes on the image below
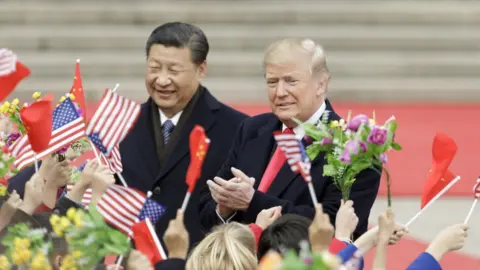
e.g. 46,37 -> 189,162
20,99 -> 53,153
421,132 -> 458,208
69,59 -> 87,118
132,218 -> 166,266
0,49 -> 31,101
186,125 -> 210,193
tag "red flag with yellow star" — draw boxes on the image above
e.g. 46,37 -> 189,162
69,59 -> 87,119
186,125 -> 210,193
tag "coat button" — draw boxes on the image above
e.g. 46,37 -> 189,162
153,186 -> 161,194
53,209 -> 60,215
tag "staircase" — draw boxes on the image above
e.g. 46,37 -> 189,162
1,0 -> 480,103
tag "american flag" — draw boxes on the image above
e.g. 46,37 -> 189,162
0,48 -> 17,76
89,132 -> 123,173
96,185 -> 166,235
473,177 -> 480,199
65,184 -> 92,206
9,98 -> 86,170
86,88 -> 140,155
273,131 -> 312,182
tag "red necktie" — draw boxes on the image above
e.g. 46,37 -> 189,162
258,128 -> 294,192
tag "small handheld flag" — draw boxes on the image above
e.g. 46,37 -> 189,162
0,48 -> 30,101
181,125 -> 210,211
464,177 -> 480,224
273,131 -> 318,205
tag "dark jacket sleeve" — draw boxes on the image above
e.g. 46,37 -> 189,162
155,258 -> 186,270
198,120 -> 245,231
53,195 -> 85,216
407,252 -> 442,270
7,164 -> 38,198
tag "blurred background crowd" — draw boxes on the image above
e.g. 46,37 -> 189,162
1,0 -> 480,268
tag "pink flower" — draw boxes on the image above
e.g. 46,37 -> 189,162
339,140 -> 367,164
367,126 -> 388,145
320,137 -> 332,145
378,153 -> 388,164
346,114 -> 369,132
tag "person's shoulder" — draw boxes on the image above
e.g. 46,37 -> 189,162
241,112 -> 277,131
216,102 -> 249,121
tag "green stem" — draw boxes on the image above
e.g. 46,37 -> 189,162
370,164 -> 392,207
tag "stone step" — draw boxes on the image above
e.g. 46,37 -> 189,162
11,76 -> 480,103
3,24 -> 480,52
2,1 -> 480,25
15,51 -> 480,78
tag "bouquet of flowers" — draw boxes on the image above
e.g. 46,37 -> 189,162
279,241 -> 341,270
0,223 -> 52,269
50,207 -> 131,269
0,92 -> 91,164
295,111 -> 401,206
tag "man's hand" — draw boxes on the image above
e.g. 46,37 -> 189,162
388,224 -> 409,245
207,167 -> 255,211
309,204 -> 334,253
255,206 -> 282,230
89,163 -> 115,205
334,200 -> 359,239
126,250 -> 153,270
163,210 -> 189,260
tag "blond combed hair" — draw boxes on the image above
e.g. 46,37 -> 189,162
263,38 -> 329,76
186,222 -> 258,270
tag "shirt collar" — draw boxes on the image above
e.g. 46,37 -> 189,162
282,102 -> 326,138
159,109 -> 183,126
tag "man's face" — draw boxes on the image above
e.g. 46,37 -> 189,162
265,55 -> 327,125
146,44 -> 206,116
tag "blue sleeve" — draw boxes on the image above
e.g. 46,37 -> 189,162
7,164 -> 37,198
407,252 -> 442,270
337,244 -> 365,270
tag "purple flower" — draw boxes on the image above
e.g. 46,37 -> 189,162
346,114 -> 369,132
339,140 -> 367,164
320,137 -> 332,145
367,126 -> 388,145
303,136 -> 313,145
55,145 -> 69,155
6,132 -> 21,147
378,153 -> 388,164
303,256 -> 313,265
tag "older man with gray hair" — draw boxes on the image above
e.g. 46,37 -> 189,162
199,38 -> 380,239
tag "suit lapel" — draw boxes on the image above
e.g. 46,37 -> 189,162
130,101 -> 161,180
268,99 -> 341,196
156,87 -> 218,181
242,116 -> 280,189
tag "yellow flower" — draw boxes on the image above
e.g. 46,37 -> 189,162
69,93 -> 75,100
12,98 -> 19,106
49,214 -> 60,226
53,227 -> 64,237
73,214 -> 83,228
369,118 -> 375,126
0,185 -> 6,196
12,248 -> 31,265
2,102 -> 10,109
66,208 -> 76,220
29,252 -> 52,270
60,254 -> 77,270
32,92 -> 41,99
60,217 -> 71,229
0,255 -> 10,270
71,250 -> 82,259
59,96 -> 66,103
329,120 -> 339,128
14,238 -> 30,250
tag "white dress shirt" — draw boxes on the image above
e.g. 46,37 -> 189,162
282,101 -> 327,137
159,109 -> 183,127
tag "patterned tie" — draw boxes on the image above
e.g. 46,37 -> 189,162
162,120 -> 175,145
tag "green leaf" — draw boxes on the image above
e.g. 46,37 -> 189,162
322,164 -> 337,177
391,142 -> 402,151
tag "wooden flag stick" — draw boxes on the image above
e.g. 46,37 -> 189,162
464,199 -> 478,224
404,176 -> 461,228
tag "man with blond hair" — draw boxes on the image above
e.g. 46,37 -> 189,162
199,38 -> 380,239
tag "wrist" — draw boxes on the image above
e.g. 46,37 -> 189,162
19,203 -> 36,215
168,251 -> 187,260
426,244 -> 447,261
335,230 -> 351,240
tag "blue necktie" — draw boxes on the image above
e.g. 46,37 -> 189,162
162,120 -> 175,145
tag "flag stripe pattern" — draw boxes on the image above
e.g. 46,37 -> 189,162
89,132 -> 123,174
96,184 -> 147,235
273,132 -> 312,182
9,98 -> 86,170
473,177 -> 480,199
0,49 -> 17,76
86,88 -> 140,154
66,184 -> 92,206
